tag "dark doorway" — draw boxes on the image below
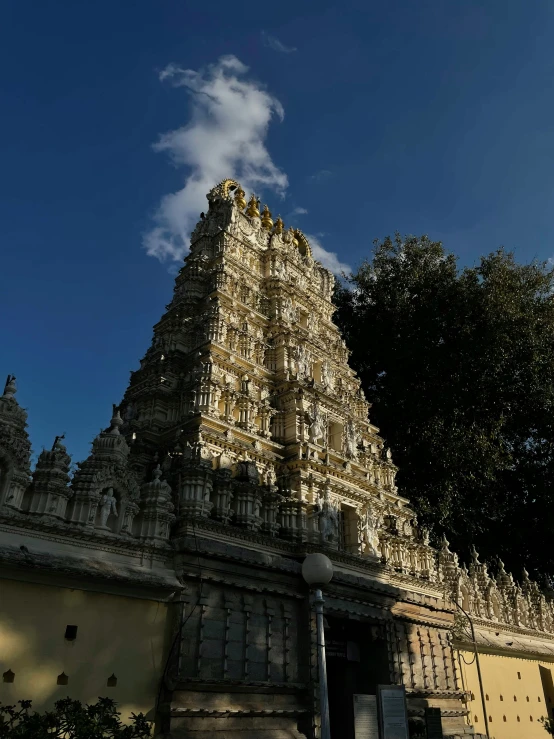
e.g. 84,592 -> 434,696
325,616 -> 390,739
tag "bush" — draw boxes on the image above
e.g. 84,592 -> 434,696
0,697 -> 152,738
540,716 -> 554,735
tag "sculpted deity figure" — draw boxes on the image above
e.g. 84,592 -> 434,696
309,403 -> 327,445
98,488 -> 118,529
321,361 -> 334,391
274,259 -> 286,280
420,526 -> 430,545
307,313 -> 318,333
345,420 -> 359,460
282,296 -> 296,323
296,344 -> 310,379
318,486 -> 339,544
360,507 -> 381,556
266,465 -> 277,488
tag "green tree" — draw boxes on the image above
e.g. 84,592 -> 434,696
335,234 -> 554,578
0,698 -> 152,738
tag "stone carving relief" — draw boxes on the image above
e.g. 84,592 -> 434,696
321,361 -> 334,391
282,296 -> 296,324
345,419 -> 360,460
98,488 -> 118,529
317,485 -> 340,546
295,344 -> 311,379
308,404 -> 327,445
359,506 -> 382,556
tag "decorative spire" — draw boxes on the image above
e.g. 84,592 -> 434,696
261,205 -> 273,231
108,404 -> 123,435
234,186 -> 247,210
3,375 -> 16,400
246,194 -> 260,218
27,435 -> 72,519
273,216 -> 284,235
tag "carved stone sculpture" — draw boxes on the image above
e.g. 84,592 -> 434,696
98,488 -> 118,529
309,403 -> 327,445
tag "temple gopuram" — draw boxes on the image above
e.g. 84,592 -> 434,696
2,179 -> 554,739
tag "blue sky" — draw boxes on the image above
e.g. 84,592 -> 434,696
2,0 -> 554,465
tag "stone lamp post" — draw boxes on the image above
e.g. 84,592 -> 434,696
302,553 -> 334,739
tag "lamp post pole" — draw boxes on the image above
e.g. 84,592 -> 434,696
314,587 -> 331,739
454,601 -> 490,739
302,553 -> 334,739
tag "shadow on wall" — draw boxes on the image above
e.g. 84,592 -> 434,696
0,579 -> 171,723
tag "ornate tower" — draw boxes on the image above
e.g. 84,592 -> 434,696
5,179 -> 554,739
120,179 -> 412,554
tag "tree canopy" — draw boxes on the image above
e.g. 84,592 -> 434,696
335,234 -> 554,579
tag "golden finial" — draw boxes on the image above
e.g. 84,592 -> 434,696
261,204 -> 273,231
246,194 -> 260,218
234,186 -> 247,210
273,216 -> 284,235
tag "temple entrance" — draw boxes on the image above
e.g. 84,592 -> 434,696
325,616 -> 390,739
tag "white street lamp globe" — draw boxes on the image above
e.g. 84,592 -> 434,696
302,553 -> 334,588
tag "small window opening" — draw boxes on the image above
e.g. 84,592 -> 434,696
517,716 -> 520,722
526,696 -> 530,702
530,715 -> 534,721
485,694 -> 489,701
518,672 -> 522,679
514,696 -> 517,702
538,697 -> 542,702
503,715 -> 506,722
488,715 -> 492,723
64,625 -> 78,641
471,692 -> 475,701
2,669 -> 15,683
107,674 -> 117,687
500,695 -> 503,701
57,672 -> 69,685
474,715 -> 478,723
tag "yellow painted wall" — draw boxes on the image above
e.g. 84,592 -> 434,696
0,579 -> 170,722
459,649 -> 554,739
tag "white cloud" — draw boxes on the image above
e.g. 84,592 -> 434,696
144,55 -> 288,262
306,233 -> 351,276
308,169 -> 332,184
261,31 -> 297,54
288,206 -> 308,217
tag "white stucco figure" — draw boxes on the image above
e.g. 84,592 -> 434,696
321,361 -> 334,390
319,488 -> 339,544
360,507 -> 381,556
296,344 -> 310,379
345,420 -> 359,460
98,488 -> 118,528
309,404 -> 327,445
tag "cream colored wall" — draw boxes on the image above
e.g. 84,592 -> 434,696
0,579 -> 170,722
458,649 -> 554,739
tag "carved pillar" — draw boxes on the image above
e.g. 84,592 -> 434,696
211,467 -> 233,523
260,487 -> 283,536
178,447 -> 214,521
279,498 -> 308,542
